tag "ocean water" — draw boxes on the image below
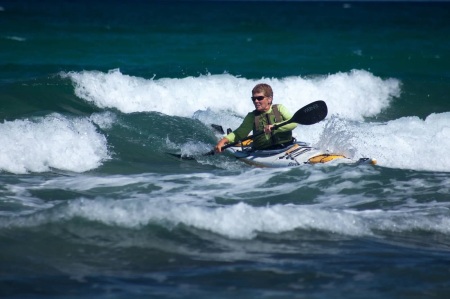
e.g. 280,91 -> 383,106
1,0 -> 450,298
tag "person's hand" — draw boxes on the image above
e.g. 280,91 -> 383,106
214,138 -> 228,153
264,125 -> 274,134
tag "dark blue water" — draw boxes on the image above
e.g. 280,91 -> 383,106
1,1 -> 450,298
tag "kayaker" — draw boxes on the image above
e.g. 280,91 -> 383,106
214,83 -> 297,153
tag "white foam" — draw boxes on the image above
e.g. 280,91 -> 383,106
89,111 -> 117,130
5,196 -> 449,240
66,200 -> 371,239
67,194 -> 450,238
1,168 -> 449,239
317,112 -> 450,171
0,114 -> 110,174
63,69 -> 400,121
62,69 -> 450,172
62,68 -> 400,151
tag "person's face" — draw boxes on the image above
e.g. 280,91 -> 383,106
251,92 -> 272,113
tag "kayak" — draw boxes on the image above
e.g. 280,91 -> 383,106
226,141 -> 377,168
169,102 -> 376,167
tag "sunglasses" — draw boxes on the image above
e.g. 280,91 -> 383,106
251,96 -> 266,102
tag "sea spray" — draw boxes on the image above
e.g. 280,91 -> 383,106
63,69 -> 400,121
0,114 -> 109,173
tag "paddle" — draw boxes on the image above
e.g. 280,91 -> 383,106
169,100 -> 327,159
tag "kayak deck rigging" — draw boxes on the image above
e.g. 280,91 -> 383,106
227,141 -> 376,168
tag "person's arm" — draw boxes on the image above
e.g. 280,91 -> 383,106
215,113 -> 254,153
276,104 -> 297,131
266,104 -> 297,133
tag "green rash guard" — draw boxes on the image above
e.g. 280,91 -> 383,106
225,104 -> 297,149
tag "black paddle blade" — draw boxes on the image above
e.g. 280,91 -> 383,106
211,124 -> 225,134
293,100 -> 327,125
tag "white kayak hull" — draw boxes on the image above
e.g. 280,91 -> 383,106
227,141 -> 376,168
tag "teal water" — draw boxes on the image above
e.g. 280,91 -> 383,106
1,1 -> 450,298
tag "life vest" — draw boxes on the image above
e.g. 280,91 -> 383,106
252,104 -> 293,150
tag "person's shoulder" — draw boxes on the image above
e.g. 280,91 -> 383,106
276,104 -> 291,111
274,103 -> 286,108
271,103 -> 286,109
275,104 -> 293,117
272,104 -> 286,111
244,111 -> 256,119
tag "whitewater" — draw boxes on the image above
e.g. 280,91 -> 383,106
2,69 -> 449,173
